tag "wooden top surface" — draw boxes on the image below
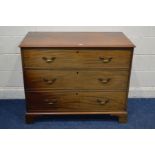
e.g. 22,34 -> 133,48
20,32 -> 135,48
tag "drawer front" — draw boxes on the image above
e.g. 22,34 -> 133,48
26,91 -> 126,112
24,70 -> 129,90
22,49 -> 132,69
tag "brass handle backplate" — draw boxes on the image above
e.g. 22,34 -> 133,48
98,78 -> 111,84
43,78 -> 57,85
44,99 -> 57,105
97,98 -> 109,105
42,57 -> 56,63
99,57 -> 112,63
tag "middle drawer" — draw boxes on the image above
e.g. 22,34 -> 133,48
24,70 -> 129,90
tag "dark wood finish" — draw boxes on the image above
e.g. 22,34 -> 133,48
22,49 -> 132,69
25,91 -> 127,112
20,32 -> 135,48
24,70 -> 129,90
26,111 -> 128,123
25,114 -> 36,124
118,114 -> 128,123
20,32 -> 134,124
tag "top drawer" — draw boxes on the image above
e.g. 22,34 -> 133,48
22,49 -> 132,69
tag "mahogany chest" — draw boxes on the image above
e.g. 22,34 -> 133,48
20,32 -> 135,123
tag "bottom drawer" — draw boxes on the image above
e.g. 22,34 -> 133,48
25,91 -> 127,112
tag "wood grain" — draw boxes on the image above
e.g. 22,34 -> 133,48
22,49 -> 132,69
20,32 -> 134,123
24,70 -> 129,90
25,91 -> 127,112
19,32 -> 135,48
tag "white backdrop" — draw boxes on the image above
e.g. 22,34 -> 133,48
0,26 -> 155,98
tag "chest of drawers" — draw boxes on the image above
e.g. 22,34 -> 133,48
20,32 -> 135,123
